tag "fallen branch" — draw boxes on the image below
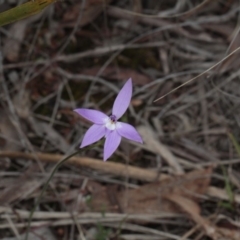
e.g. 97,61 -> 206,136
0,150 -> 169,182
1,150 -> 239,204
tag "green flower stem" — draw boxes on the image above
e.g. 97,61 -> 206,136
25,143 -> 101,240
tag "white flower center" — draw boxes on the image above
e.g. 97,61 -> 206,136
105,117 -> 117,130
104,115 -> 121,131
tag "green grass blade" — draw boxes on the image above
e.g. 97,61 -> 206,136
228,132 -> 240,156
221,166 -> 234,205
0,0 -> 54,27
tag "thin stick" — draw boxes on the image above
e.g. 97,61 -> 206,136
107,0 -> 214,19
154,46 -> 240,102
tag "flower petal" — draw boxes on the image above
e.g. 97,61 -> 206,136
104,130 -> 121,161
112,78 -> 132,119
116,122 -> 143,143
74,108 -> 108,124
80,124 -> 105,148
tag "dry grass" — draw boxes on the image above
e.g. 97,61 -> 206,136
1,0 -> 240,239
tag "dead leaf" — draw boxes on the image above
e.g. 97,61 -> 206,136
88,168 -> 212,214
118,183 -> 177,214
118,168 -> 212,214
162,167 -> 212,199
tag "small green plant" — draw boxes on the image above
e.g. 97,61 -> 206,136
217,132 -> 240,210
218,166 -> 234,210
95,223 -> 111,240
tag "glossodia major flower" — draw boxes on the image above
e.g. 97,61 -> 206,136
74,78 -> 143,161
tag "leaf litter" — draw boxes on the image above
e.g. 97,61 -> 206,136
1,0 -> 240,239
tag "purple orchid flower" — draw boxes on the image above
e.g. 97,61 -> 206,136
74,78 -> 143,161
